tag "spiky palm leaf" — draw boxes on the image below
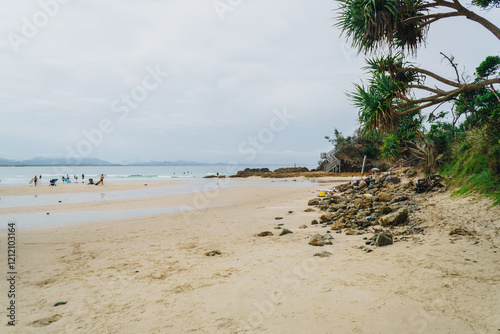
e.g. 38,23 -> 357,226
336,0 -> 428,54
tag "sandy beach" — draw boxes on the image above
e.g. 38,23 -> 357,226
1,178 -> 499,333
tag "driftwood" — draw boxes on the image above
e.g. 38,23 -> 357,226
415,174 -> 445,193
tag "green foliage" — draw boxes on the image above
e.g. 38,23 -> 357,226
441,128 -> 500,205
336,0 -> 427,54
476,55 -> 500,78
324,128 -> 357,152
471,0 -> 500,8
380,133 -> 400,158
361,144 -> 380,158
427,122 -> 455,155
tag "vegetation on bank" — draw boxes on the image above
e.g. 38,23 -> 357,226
327,0 -> 500,204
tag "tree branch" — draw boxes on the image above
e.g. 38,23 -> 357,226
408,84 -> 446,95
393,78 -> 500,117
395,67 -> 461,88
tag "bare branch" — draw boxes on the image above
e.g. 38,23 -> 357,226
395,67 -> 461,88
440,52 -> 461,84
408,84 -> 446,95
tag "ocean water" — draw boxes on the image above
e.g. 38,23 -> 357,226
0,165 -> 322,228
0,164 -> 316,186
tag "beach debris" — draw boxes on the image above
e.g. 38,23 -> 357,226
53,302 -> 67,307
275,217 -> 283,220
359,246 -> 373,253
314,251 -> 332,257
279,228 -> 293,236
46,213 -> 50,215
299,224 -> 308,229
205,250 -> 222,256
449,228 -> 475,236
415,174 -> 445,193
309,234 -> 332,246
257,231 -> 274,237
374,233 -> 393,246
288,211 -> 294,214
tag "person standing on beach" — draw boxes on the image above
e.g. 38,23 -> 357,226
34,175 -> 38,186
95,174 -> 105,186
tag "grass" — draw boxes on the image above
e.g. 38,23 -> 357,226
441,129 -> 500,206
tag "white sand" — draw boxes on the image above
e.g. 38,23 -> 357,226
0,180 -> 499,333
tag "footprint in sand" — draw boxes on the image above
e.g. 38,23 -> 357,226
29,314 -> 62,327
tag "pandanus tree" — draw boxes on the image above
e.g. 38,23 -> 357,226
336,0 -> 500,171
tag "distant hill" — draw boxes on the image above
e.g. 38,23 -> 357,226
0,157 -> 225,166
125,160 -> 226,166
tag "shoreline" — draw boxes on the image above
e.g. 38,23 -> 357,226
0,178 -> 498,332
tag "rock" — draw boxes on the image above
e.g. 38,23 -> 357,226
311,219 -> 319,225
320,214 -> 333,222
358,180 -> 367,190
309,234 -> 327,246
314,251 -> 332,257
274,226 -> 282,229
378,192 -> 392,202
257,231 -> 273,237
53,302 -> 67,307
346,230 -> 363,235
375,205 -> 392,215
374,233 -> 393,246
359,246 -> 373,253
288,211 -> 294,214
385,176 -> 401,184
205,250 -> 222,256
304,208 -> 314,212
275,217 -> 283,220
299,224 -> 308,229
323,233 -> 334,240
330,221 -> 344,230
379,208 -> 408,226
449,228 -> 475,236
308,199 -> 321,206
280,229 -> 293,236
391,195 -> 409,203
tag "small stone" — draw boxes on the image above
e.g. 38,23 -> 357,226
311,219 -> 319,225
275,217 -> 283,220
314,251 -> 332,257
288,211 -> 294,214
54,302 -> 67,307
274,226 -> 282,229
205,250 -> 222,256
374,233 -> 393,246
308,199 -> 321,206
359,246 -> 373,253
280,229 -> 293,236
304,208 -> 314,212
309,234 -> 333,246
257,231 -> 273,237
299,224 -> 308,229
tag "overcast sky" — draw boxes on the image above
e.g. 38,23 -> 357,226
1,0 -> 498,165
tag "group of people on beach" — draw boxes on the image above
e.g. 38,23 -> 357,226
31,173 -> 104,186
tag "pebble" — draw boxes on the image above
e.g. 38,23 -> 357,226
54,302 -> 67,307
